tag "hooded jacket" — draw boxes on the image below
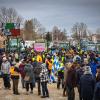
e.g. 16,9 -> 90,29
80,72 -> 96,100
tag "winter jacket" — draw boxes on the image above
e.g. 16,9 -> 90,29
19,63 -> 25,78
46,59 -> 52,70
66,66 -> 77,88
40,63 -> 49,82
10,62 -> 20,79
64,62 -> 72,83
10,66 -> 20,79
1,61 -> 11,74
24,63 -> 35,83
89,61 -> 97,77
80,74 -> 96,100
32,61 -> 42,79
37,55 -> 42,63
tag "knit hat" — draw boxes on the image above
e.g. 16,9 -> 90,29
84,66 -> 92,74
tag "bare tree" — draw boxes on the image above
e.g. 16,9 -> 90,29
24,19 -> 35,40
32,18 -> 45,39
61,29 -> 67,41
0,7 -> 23,23
87,30 -> 93,41
52,26 -> 67,41
96,28 -> 100,34
33,18 -> 45,34
71,22 -> 88,41
23,18 -> 45,40
52,26 -> 60,41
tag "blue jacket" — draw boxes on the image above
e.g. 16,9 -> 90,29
89,61 -> 97,77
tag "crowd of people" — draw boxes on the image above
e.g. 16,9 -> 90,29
0,47 -> 100,100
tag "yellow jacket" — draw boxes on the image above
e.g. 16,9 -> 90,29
10,66 -> 19,76
37,55 -> 43,62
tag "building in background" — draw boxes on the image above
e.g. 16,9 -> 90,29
0,33 -> 6,51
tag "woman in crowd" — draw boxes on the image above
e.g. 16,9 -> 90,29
19,59 -> 26,88
24,59 -> 35,95
10,61 -> 20,95
40,63 -> 49,98
65,62 -> 77,100
1,57 -> 11,89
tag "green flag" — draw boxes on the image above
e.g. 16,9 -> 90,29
5,23 -> 14,30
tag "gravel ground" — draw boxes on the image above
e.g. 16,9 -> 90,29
0,78 -> 79,100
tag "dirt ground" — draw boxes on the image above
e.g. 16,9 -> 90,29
0,78 -> 79,100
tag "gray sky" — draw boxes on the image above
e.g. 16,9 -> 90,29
0,0 -> 100,33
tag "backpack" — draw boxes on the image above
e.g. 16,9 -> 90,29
33,62 -> 42,78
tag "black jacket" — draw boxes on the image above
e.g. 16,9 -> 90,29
93,81 -> 100,100
80,74 -> 96,100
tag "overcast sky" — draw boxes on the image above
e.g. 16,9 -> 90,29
0,0 -> 100,33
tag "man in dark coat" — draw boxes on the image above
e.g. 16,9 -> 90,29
80,66 -> 96,100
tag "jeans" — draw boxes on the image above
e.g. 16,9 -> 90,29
41,82 -> 49,96
25,82 -> 33,92
36,78 -> 41,95
66,85 -> 75,100
57,76 -> 64,89
3,74 -> 11,88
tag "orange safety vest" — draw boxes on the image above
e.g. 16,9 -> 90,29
47,60 -> 52,70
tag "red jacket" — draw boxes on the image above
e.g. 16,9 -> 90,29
19,64 -> 25,78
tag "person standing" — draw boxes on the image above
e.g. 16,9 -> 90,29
19,60 -> 26,88
10,61 -> 20,95
80,66 -> 96,100
57,59 -> 64,89
65,62 -> 77,100
63,62 -> 72,97
24,59 -> 35,95
46,55 -> 52,80
40,63 -> 49,98
32,59 -> 42,95
1,57 -> 11,89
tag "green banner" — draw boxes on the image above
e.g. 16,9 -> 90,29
5,23 -> 14,30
